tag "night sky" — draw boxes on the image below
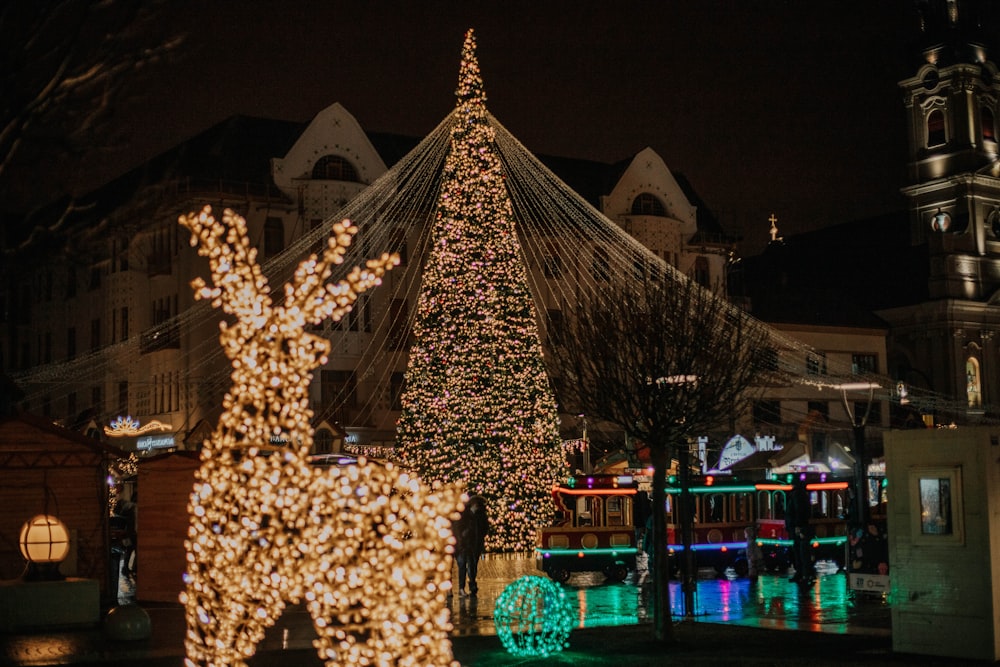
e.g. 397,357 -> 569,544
7,1 -> 925,256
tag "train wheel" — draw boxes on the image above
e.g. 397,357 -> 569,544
604,564 -> 628,583
548,567 -> 571,584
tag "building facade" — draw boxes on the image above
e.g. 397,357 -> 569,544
1,102 -> 734,454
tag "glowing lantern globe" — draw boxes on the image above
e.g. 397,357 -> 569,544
493,575 -> 573,657
19,514 -> 70,581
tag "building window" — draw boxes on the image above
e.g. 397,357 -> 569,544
348,295 -> 371,332
966,356 -> 982,408
67,327 -> 76,361
546,308 -> 564,346
121,307 -> 129,341
311,155 -> 360,182
43,332 -> 52,364
630,193 -> 666,217
263,217 -> 284,257
851,353 -> 878,374
543,243 -> 562,279
927,108 -> 946,147
983,106 -> 996,142
89,266 -> 102,290
118,381 -> 129,415
90,318 -> 101,352
388,298 -> 409,351
321,370 -> 357,423
390,228 -> 408,266
693,256 -> 710,287
807,351 -> 827,375
390,372 -> 405,411
807,401 -> 829,420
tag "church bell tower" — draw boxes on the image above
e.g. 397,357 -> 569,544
881,1 -> 1000,418
901,0 -> 1000,300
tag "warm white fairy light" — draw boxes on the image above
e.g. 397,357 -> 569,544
178,206 -> 460,667
396,29 -> 567,552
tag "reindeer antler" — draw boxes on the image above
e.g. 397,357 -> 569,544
179,207 -> 398,452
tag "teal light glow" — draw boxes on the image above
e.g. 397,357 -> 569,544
536,547 -> 639,557
665,484 -> 758,494
757,536 -> 847,547
494,575 -> 574,657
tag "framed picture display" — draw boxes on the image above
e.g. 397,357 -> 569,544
909,465 -> 964,545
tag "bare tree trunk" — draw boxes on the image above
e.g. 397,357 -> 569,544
679,442 -> 697,616
650,445 -> 674,642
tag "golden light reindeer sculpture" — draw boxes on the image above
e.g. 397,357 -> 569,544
178,206 -> 461,667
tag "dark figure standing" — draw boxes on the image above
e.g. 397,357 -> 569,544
785,479 -> 815,585
454,495 -> 489,596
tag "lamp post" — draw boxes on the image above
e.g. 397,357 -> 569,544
838,382 -> 879,531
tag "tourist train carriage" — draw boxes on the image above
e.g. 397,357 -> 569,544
664,472 -> 851,574
535,474 -> 638,583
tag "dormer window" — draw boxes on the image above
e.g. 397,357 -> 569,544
927,109 -> 946,147
312,155 -> 360,182
982,106 -> 996,142
630,193 -> 666,217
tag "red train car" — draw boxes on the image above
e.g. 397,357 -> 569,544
534,474 -> 638,583
664,473 -> 851,575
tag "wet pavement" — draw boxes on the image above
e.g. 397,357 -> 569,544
1,553 -> 894,666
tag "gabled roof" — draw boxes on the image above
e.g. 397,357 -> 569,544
739,210 -> 926,327
0,411 -> 126,460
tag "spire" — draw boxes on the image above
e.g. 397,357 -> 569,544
455,28 -> 487,110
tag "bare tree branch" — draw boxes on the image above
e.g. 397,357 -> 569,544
546,272 -> 769,642
0,0 -> 184,207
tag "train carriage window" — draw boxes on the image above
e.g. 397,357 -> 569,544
606,496 -> 626,526
732,493 -> 750,522
708,494 -> 725,522
757,491 -> 773,520
775,491 -> 787,520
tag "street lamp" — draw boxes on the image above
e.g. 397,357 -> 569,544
838,382 -> 879,531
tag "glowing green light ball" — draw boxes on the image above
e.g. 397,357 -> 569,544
493,575 -> 573,656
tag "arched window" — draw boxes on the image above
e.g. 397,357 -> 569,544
982,106 -> 996,142
927,109 -> 946,147
311,155 -> 360,182
630,193 -> 666,217
966,356 -> 982,408
263,217 -> 284,257
693,256 -> 710,286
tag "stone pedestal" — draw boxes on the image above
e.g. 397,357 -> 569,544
0,577 -> 100,631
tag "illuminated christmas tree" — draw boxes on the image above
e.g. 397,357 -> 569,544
396,29 -> 566,551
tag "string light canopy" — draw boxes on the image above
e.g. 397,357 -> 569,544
9,27 -> 984,433
395,28 -> 567,551
177,206 -> 461,667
